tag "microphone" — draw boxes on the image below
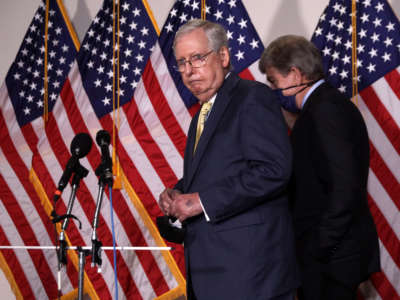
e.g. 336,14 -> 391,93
95,130 -> 113,186
54,133 -> 92,201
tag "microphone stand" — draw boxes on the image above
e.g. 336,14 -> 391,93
77,246 -> 91,300
90,161 -> 113,271
56,163 -> 88,300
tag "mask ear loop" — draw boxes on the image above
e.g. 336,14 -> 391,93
280,79 -> 319,92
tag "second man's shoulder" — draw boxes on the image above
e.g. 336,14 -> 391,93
230,75 -> 274,98
236,75 -> 271,90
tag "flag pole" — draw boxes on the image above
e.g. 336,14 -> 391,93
351,0 -> 359,105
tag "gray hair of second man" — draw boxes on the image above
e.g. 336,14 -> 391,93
172,19 -> 231,65
258,35 -> 324,81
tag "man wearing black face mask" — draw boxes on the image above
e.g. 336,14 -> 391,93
259,35 -> 380,300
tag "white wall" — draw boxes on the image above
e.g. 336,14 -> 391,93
0,0 -> 399,298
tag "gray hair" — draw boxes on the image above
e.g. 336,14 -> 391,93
259,35 -> 324,81
173,19 -> 229,54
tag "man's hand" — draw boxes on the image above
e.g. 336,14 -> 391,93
170,192 -> 203,222
159,188 -> 181,216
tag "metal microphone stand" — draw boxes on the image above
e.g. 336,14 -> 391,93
90,161 -> 113,272
56,163 -> 88,300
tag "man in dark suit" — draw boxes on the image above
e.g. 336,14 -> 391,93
158,20 -> 299,300
259,35 -> 380,300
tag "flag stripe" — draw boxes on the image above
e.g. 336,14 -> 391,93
367,197 -> 400,299
127,96 -> 179,185
119,104 -> 173,201
103,113 -> 163,216
384,68 -> 400,101
0,226 -> 33,299
142,61 -> 187,158
0,87 -> 34,170
359,280 -> 382,300
376,69 -> 400,127
150,43 -> 192,134
360,85 -> 400,158
246,60 -> 265,83
359,95 -> 400,183
370,270 -> 400,300
367,170 -> 400,268
106,189 -> 170,296
0,130 -> 60,298
0,195 -> 46,298
369,143 -> 400,218
376,241 -> 400,299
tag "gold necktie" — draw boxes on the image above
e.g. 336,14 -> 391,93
194,101 -> 212,153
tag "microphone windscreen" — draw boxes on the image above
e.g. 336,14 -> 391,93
96,130 -> 111,147
70,133 -> 92,158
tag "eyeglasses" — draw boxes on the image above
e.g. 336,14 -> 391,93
174,50 -> 214,73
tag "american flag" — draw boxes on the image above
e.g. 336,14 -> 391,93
0,0 -> 79,298
0,0 -> 265,298
30,0 -> 184,299
311,0 -> 400,299
159,0 -> 265,113
1,0 -> 180,298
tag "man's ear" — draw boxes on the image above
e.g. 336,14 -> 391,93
219,46 -> 230,68
290,66 -> 304,83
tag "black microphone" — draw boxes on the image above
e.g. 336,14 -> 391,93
95,130 -> 113,186
54,133 -> 92,201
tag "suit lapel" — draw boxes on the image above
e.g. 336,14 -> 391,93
184,112 -> 198,179
185,73 -> 240,190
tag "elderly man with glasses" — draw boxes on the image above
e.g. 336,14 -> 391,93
158,19 -> 299,300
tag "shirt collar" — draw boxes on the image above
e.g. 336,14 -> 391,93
208,94 -> 217,105
301,79 -> 325,108
204,72 -> 230,106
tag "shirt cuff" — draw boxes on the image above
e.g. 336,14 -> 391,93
199,196 -> 210,222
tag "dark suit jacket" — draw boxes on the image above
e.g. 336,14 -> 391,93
290,82 -> 380,287
175,73 -> 299,300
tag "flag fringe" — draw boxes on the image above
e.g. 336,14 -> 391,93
121,166 -> 186,288
155,285 -> 186,300
0,252 -> 23,300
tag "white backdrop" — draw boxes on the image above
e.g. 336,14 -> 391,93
0,0 -> 399,298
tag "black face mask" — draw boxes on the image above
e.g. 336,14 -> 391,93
273,81 -> 317,113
